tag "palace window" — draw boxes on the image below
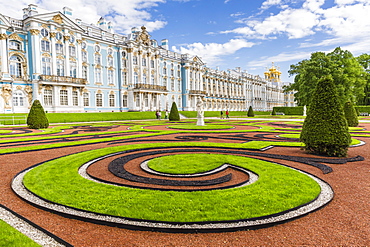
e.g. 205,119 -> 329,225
56,43 -> 63,54
83,92 -> 89,106
56,59 -> 64,76
122,95 -> 128,107
60,90 -> 68,105
108,56 -> 114,67
69,46 -> 76,57
70,61 -> 77,78
151,60 -> 155,68
41,29 -> 49,38
72,91 -> 78,106
13,90 -> 24,107
94,54 -> 101,64
135,94 -> 140,107
133,56 -> 138,65
96,93 -> 102,107
122,58 -> 127,67
41,40 -> 50,52
9,41 -> 21,50
108,70 -> 114,84
42,57 -> 52,75
122,71 -> 127,85
134,72 -> 139,84
144,94 -> 149,107
151,74 -> 155,84
9,55 -> 22,78
94,67 -> 102,83
109,94 -> 115,107
143,73 -> 147,84
142,57 -> 146,66
44,89 -> 53,106
171,78 -> 174,91
82,51 -> 87,62
82,66 -> 88,79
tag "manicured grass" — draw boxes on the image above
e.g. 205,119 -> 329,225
46,112 -> 158,123
278,134 -> 362,145
0,220 -> 40,247
167,124 -> 234,130
23,143 -> 321,222
148,154 -> 230,174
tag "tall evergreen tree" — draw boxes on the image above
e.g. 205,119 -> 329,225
27,100 -> 49,129
300,75 -> 351,157
169,102 -> 180,121
344,101 -> 359,127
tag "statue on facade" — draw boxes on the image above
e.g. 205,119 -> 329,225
196,96 -> 205,126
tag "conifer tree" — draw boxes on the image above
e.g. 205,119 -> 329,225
271,107 -> 276,115
300,75 -> 351,157
169,102 -> 180,121
27,99 -> 49,129
247,106 -> 254,117
344,101 -> 359,127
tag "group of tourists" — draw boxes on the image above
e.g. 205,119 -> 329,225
156,110 -> 169,120
220,110 -> 230,119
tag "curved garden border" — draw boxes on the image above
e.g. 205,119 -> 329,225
12,149 -> 334,233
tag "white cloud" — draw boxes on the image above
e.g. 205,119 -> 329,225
172,39 -> 255,66
1,0 -> 167,34
260,0 -> 282,10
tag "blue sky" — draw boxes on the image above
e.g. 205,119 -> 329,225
2,0 -> 370,83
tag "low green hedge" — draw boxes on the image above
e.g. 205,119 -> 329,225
355,106 -> 370,114
272,106 -> 304,115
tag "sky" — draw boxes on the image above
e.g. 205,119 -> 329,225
1,0 -> 370,83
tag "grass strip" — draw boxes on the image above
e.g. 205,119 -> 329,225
23,143 -> 321,222
0,220 -> 41,247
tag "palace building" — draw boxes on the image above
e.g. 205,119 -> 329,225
0,4 -> 287,114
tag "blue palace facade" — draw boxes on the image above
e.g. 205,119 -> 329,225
0,4 -> 290,114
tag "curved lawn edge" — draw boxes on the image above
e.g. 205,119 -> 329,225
12,162 -> 333,233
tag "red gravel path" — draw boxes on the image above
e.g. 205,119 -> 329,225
0,122 -> 369,246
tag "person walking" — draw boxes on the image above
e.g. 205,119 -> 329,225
226,110 -> 229,119
220,111 -> 224,119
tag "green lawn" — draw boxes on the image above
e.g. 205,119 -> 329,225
0,220 -> 40,247
23,143 -> 321,222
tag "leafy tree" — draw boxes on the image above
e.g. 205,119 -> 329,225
169,102 -> 180,121
27,100 -> 49,129
344,101 -> 359,127
247,106 -> 254,117
356,53 -> 370,105
286,47 -> 366,106
300,75 -> 351,157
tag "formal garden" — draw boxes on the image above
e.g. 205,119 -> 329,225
0,105 -> 369,246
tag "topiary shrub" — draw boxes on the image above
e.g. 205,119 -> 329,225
344,101 -> 358,127
169,102 -> 180,121
300,75 -> 351,157
27,99 -> 49,129
247,106 -> 254,117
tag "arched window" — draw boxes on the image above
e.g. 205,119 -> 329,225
151,74 -> 155,84
109,94 -> 115,107
69,46 -> 76,57
94,54 -> 101,64
143,73 -> 147,84
94,67 -> 102,82
42,57 -> 51,75
108,56 -> 114,67
83,92 -> 89,106
122,71 -> 127,85
108,70 -> 114,84
82,51 -> 87,62
13,90 -> 25,106
70,61 -> 77,78
72,91 -> 78,106
60,90 -> 68,105
9,55 -> 22,78
57,59 -> 64,76
134,72 -> 139,84
96,93 -> 102,107
82,66 -> 88,79
122,95 -> 128,107
44,89 -> 53,106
